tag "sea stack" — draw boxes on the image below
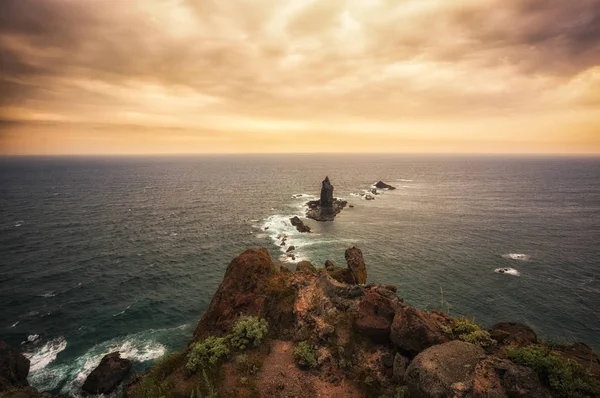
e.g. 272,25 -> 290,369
306,176 -> 347,221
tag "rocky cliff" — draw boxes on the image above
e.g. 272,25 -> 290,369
125,248 -> 600,398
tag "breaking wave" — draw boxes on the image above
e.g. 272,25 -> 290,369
502,253 -> 530,261
494,267 -> 521,276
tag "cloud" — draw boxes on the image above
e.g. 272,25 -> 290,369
0,0 -> 598,154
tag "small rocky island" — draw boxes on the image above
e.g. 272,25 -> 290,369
375,180 -> 396,190
306,176 -> 348,221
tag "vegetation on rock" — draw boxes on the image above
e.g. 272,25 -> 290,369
294,341 -> 317,368
440,317 -> 496,348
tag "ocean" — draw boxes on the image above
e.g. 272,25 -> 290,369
1,154 -> 599,396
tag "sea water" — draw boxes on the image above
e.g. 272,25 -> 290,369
1,154 -> 599,395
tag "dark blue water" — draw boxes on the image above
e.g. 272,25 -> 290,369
1,155 -> 599,395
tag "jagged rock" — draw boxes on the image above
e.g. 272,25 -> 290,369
296,260 -> 316,274
405,341 -> 485,398
489,322 -> 537,348
82,352 -> 132,394
345,247 -> 367,284
381,353 -> 395,368
290,216 -> 311,233
393,353 -> 410,383
320,176 -> 334,206
329,268 -> 355,284
286,246 -> 295,253
365,194 -> 375,200
390,307 -> 451,357
0,341 -> 30,392
473,357 -> 551,398
375,181 -> 396,190
324,260 -> 335,271
194,249 -> 276,339
354,292 -> 396,343
306,177 -> 347,221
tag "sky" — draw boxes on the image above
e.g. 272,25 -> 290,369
1,0 -> 599,155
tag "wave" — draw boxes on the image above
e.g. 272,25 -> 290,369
15,220 -> 24,227
494,267 -> 521,276
112,303 -> 133,317
24,336 -> 67,372
10,321 -> 19,328
39,291 -> 57,298
397,178 -> 414,182
502,253 -> 530,261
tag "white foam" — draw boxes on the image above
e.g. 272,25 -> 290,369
39,292 -> 56,298
112,303 -> 132,317
15,220 -> 23,227
11,321 -> 19,328
502,253 -> 530,261
397,179 -> 414,182
494,267 -> 521,276
25,336 -> 67,372
292,193 -> 315,199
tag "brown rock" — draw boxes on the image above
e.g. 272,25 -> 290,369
82,352 -> 132,394
390,307 -> 450,357
489,322 -> 537,348
393,353 -> 410,383
296,260 -> 316,274
324,260 -> 335,271
290,216 -> 311,233
345,247 -> 367,284
194,249 -> 276,339
286,246 -> 295,253
329,268 -> 355,284
0,341 -> 30,392
406,341 -> 485,398
473,357 -> 551,398
354,292 -> 396,343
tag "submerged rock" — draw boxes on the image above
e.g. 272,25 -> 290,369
82,352 -> 132,394
374,181 -> 396,190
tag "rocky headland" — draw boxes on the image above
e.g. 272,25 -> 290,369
3,248 -> 600,398
306,177 -> 348,221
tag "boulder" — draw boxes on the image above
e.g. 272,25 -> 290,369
194,249 -> 276,339
375,181 -> 396,190
489,322 -> 537,348
354,292 -> 396,343
0,341 -> 30,392
286,246 -> 295,253
390,307 -> 450,357
329,268 -> 355,284
405,341 -> 485,398
324,260 -> 335,271
393,353 -> 410,383
296,260 -> 316,274
82,352 -> 132,394
345,247 -> 367,284
473,357 -> 551,398
290,216 -> 311,233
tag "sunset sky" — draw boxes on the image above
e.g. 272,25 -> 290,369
1,0 -> 599,155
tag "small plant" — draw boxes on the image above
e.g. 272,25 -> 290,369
506,345 -> 600,398
187,336 -> 230,371
441,318 -> 496,348
229,316 -> 269,350
394,386 -> 410,398
338,357 -> 351,369
294,341 -> 317,368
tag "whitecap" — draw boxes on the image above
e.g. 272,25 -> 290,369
494,267 -> 521,276
502,253 -> 530,261
24,336 -> 67,372
397,178 -> 414,182
112,304 -> 132,317
10,321 -> 19,328
39,292 -> 56,298
15,221 -> 23,227
27,334 -> 40,343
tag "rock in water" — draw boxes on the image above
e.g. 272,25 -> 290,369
290,216 -> 311,233
82,352 -> 132,394
306,176 -> 348,221
0,341 -> 30,392
375,180 -> 396,190
345,247 -> 367,284
320,176 -> 334,206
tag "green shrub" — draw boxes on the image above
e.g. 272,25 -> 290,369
506,345 -> 600,397
394,386 -> 410,398
294,341 -> 317,368
229,316 -> 269,350
187,336 -> 230,371
441,318 -> 496,348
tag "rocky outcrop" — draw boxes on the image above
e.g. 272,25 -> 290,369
489,322 -> 537,348
306,177 -> 348,221
82,352 -> 132,394
324,260 -> 335,271
194,249 -> 277,339
390,307 -> 451,357
374,181 -> 396,190
354,291 -> 398,343
0,341 -> 30,392
345,247 -> 367,284
406,341 -> 485,397
290,216 -> 311,233
296,260 -> 316,274
473,357 -> 551,397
